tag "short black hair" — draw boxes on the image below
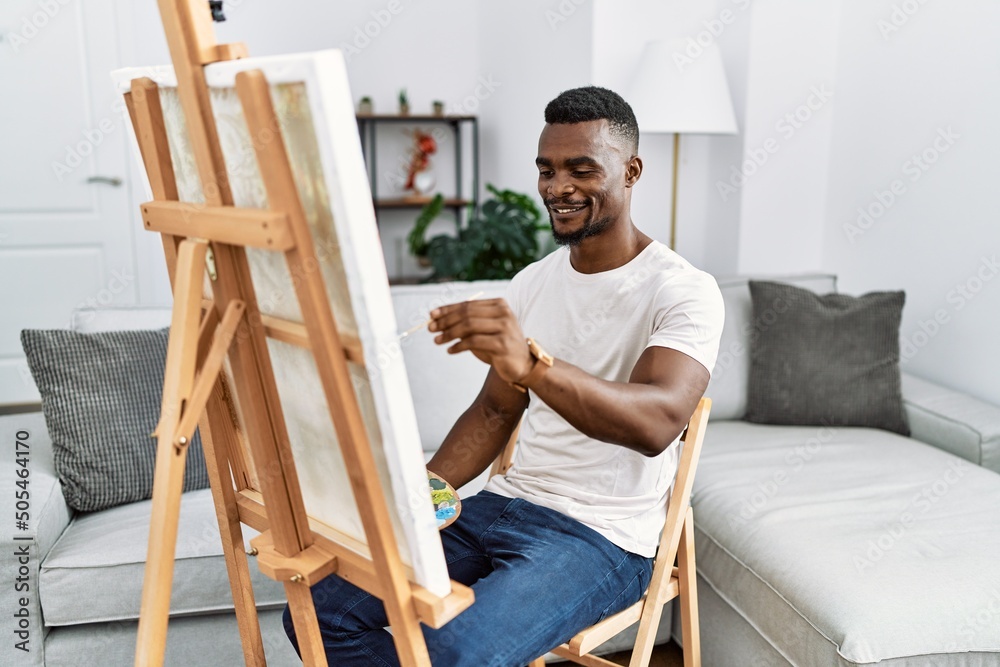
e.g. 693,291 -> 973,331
544,86 -> 639,154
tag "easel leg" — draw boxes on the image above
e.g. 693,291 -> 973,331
677,508 -> 701,667
201,385 -> 267,666
135,421 -> 190,666
135,240 -> 208,667
285,580 -> 329,666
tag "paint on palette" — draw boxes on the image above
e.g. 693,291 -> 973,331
428,471 -> 461,530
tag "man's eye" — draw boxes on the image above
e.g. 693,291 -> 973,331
572,171 -> 593,177
539,171 -> 553,177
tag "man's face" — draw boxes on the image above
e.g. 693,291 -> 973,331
535,119 -> 634,246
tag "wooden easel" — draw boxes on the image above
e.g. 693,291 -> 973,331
123,1 -> 473,665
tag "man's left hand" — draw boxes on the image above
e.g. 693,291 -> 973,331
428,298 -> 534,385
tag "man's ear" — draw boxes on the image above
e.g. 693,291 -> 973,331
625,155 -> 643,188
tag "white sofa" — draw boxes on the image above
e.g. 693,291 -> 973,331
3,275 -> 1000,666
692,274 -> 1000,666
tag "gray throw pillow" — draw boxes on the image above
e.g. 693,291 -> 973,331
21,328 -> 209,512
745,281 -> 909,435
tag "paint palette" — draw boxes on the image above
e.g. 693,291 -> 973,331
428,471 -> 461,530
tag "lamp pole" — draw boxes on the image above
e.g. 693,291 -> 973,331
626,38 -> 737,253
669,133 -> 680,251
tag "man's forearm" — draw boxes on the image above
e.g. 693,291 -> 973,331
427,402 -> 522,489
526,357 -> 698,457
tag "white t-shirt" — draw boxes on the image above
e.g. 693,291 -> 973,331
484,241 -> 725,557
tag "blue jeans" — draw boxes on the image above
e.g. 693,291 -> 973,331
282,490 -> 653,667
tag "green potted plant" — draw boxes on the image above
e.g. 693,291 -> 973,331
398,88 -> 409,115
432,100 -> 445,116
357,96 -> 373,115
408,185 -> 551,281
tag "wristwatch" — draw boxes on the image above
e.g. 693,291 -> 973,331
510,338 -> 554,393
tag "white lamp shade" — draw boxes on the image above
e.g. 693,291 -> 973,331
626,38 -> 738,135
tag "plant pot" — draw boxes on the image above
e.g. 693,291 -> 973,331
416,255 -> 432,268
399,103 -> 410,116
358,99 -> 373,115
432,102 -> 445,117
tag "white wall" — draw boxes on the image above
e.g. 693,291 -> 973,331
821,1 -> 1000,405
735,0 -> 841,274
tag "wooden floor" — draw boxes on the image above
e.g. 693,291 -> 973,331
599,640 -> 685,667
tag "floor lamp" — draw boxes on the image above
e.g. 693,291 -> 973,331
626,39 -> 738,250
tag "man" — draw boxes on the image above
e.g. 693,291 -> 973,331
283,86 -> 724,666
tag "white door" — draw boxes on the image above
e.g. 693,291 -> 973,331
0,0 -> 137,405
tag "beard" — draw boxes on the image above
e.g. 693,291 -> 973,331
549,208 -> 613,246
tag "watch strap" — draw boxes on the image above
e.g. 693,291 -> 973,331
511,338 -> 553,393
511,358 -> 543,393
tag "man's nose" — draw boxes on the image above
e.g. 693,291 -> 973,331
548,174 -> 576,198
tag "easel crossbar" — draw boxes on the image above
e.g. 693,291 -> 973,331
141,200 -> 296,250
172,298 -> 246,447
236,490 -> 474,629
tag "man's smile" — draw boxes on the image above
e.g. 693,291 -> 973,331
547,202 -> 589,217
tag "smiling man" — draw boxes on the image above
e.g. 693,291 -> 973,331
283,86 -> 724,666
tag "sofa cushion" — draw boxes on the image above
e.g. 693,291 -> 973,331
744,281 -> 909,435
39,487 -> 287,626
705,274 -> 837,421
692,421 -> 1000,665
20,328 -> 209,512
392,280 -> 510,451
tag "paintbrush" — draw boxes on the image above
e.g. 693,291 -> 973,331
398,291 -> 485,339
